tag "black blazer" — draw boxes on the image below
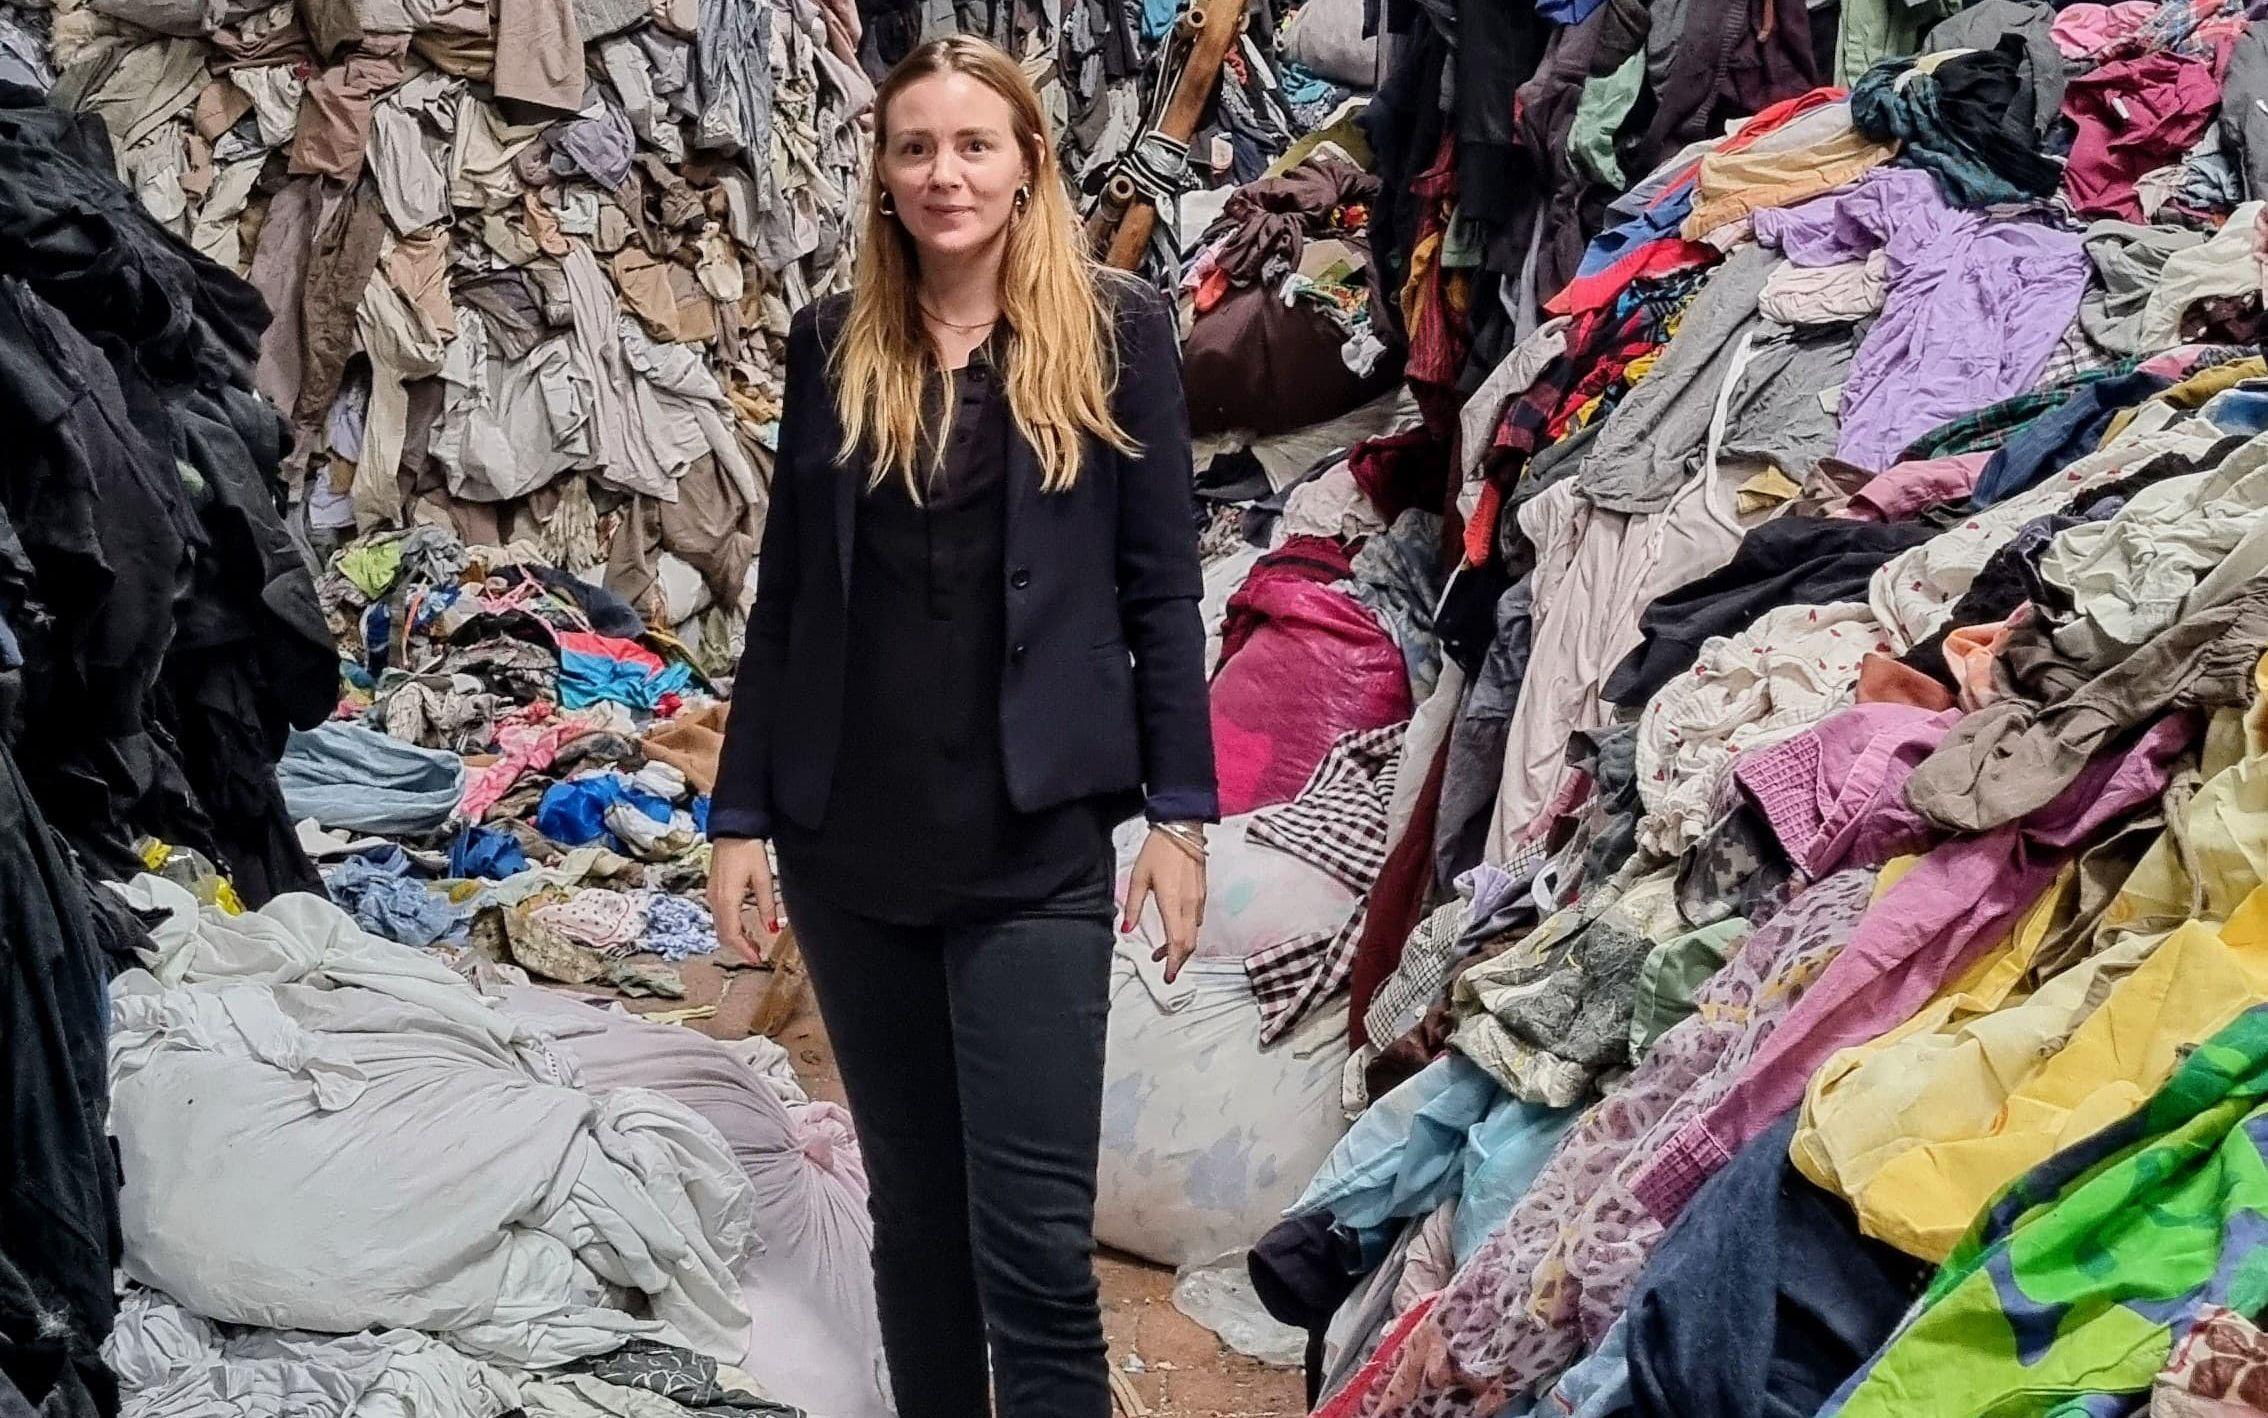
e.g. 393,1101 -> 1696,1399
708,276 -> 1219,842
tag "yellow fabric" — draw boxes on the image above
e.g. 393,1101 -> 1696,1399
1793,657 -> 2268,1262
1790,867 -> 2073,1248
1681,127 -> 1897,241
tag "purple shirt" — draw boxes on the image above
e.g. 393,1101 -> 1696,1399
1754,168 -> 2091,474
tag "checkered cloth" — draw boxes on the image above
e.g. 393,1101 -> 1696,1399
1247,723 -> 1408,891
1246,901 -> 1368,1046
1242,722 -> 1409,1044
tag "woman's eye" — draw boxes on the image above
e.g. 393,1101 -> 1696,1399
967,139 -> 990,153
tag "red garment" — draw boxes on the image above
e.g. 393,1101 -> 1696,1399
1463,481 -> 1503,567
1349,429 -> 1452,525
1313,1294 -> 1442,1418
555,630 -> 666,672
2060,52 -> 2222,220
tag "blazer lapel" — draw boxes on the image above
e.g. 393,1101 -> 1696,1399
1004,424 -> 1042,559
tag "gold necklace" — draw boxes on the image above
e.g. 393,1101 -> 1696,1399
921,305 -> 1001,333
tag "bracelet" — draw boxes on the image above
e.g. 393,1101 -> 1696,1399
1150,820 -> 1209,864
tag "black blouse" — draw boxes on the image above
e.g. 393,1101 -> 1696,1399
771,343 -> 1113,925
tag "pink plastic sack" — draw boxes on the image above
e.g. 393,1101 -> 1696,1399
1209,575 -> 1414,815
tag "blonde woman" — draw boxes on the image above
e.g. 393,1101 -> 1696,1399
706,35 -> 1216,1418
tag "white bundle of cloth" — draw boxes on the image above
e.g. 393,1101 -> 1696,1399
107,874 -> 758,1369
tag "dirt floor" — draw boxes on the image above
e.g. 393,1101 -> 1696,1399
622,948 -> 1311,1418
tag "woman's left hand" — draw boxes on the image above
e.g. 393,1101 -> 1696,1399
1123,830 -> 1206,983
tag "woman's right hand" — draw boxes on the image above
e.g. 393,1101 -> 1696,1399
708,838 -> 781,966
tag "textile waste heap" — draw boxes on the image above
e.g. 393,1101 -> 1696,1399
0,25 -> 890,1416
1090,0 -> 2268,1412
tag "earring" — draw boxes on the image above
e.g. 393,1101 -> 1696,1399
879,191 -> 897,218
1014,184 -> 1031,215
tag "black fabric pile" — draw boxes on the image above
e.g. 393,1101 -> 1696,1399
0,84 -> 328,1418
1850,38 -> 2067,206
0,84 -> 334,905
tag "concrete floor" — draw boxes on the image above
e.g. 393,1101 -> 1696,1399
632,950 -> 1310,1418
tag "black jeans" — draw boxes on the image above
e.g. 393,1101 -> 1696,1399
787,873 -> 1115,1418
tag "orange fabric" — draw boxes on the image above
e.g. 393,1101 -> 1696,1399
1856,652 -> 1957,711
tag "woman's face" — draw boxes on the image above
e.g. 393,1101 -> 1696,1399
879,72 -> 1031,262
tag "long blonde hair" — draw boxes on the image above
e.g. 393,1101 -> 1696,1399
833,35 -> 1136,494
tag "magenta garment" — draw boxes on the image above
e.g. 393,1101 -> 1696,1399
1209,575 -> 1415,815
1753,169 -> 2090,474
2061,52 -> 2223,220
1630,711 -> 2193,1223
1841,451 -> 1992,522
1733,701 -> 1959,880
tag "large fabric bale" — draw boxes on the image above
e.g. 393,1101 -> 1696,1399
1211,576 -> 1415,815
492,987 -> 893,1418
108,876 -> 755,1368
1096,941 -> 1350,1267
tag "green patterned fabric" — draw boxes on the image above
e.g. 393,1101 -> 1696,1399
1823,1002 -> 2268,1417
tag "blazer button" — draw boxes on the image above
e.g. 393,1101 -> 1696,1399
1009,643 -> 1027,663
1009,568 -> 1030,589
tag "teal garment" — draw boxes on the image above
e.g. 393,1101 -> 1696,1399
1568,54 -> 1645,189
1452,1096 -> 1579,1262
1291,1056 -> 1576,1262
1628,918 -> 1750,1060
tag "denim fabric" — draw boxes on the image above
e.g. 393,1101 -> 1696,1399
277,722 -> 466,836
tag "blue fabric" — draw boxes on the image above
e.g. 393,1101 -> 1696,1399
1534,0 -> 1609,25
2200,382 -> 2268,436
1453,1090 -> 1580,1262
691,796 -> 709,834
326,846 -> 466,947
1279,62 -> 1337,106
1971,370 -> 2172,506
535,774 -> 673,847
1537,1317 -> 1633,1418
449,825 -> 529,881
641,892 -> 719,961
361,601 -> 391,675
1568,180 -> 1697,285
557,647 -> 694,711
1291,1056 -> 1577,1259
1140,0 -> 1176,41
278,722 -> 465,836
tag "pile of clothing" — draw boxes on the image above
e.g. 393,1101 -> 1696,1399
1087,0 -> 2268,1409
26,0 -> 870,625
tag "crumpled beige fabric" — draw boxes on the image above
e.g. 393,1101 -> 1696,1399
355,268 -> 449,528
367,68 -> 459,233
2039,427 -> 2268,672
1867,419 -> 2226,649
56,36 -> 208,154
1634,600 -> 1895,858
449,90 -> 544,212
1757,250 -> 1889,325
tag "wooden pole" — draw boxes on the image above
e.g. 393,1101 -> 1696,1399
1096,0 -> 1247,269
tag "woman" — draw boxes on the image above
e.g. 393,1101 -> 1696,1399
705,34 -> 1217,1418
